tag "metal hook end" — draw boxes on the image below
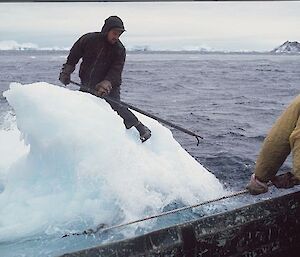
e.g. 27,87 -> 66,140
196,136 -> 200,146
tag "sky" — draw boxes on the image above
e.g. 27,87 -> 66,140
0,1 -> 299,51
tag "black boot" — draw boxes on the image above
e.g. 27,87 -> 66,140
135,122 -> 151,142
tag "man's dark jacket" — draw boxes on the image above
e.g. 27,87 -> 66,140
65,16 -> 126,90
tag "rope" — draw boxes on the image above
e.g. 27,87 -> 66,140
62,188 -> 250,238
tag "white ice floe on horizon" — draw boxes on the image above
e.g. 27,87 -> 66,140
1,39 -> 286,53
126,44 -> 214,52
0,40 -> 39,50
0,40 -> 69,51
0,82 -> 225,242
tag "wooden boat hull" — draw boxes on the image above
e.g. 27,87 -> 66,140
61,190 -> 300,257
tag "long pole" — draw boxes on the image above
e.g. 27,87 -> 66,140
70,80 -> 203,145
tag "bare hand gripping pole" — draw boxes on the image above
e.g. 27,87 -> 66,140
70,80 -> 203,145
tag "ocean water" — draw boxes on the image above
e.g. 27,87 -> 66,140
0,50 -> 299,256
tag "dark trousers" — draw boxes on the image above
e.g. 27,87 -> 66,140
106,87 -> 139,129
80,86 -> 139,129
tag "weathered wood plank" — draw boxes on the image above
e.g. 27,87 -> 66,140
61,190 -> 300,257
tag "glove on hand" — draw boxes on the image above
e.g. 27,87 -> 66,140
59,64 -> 75,85
246,174 -> 268,195
95,80 -> 112,96
271,172 -> 300,189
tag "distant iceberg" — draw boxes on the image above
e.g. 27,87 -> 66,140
1,39 -> 277,53
0,40 -> 69,51
0,40 -> 217,52
127,45 -> 151,51
126,44 -> 213,52
0,40 -> 39,50
271,41 -> 300,54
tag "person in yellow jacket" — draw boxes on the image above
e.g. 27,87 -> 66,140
247,95 -> 300,195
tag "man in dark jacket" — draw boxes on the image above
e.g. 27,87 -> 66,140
59,16 -> 151,142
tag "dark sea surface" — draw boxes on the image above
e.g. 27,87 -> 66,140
0,50 -> 299,256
